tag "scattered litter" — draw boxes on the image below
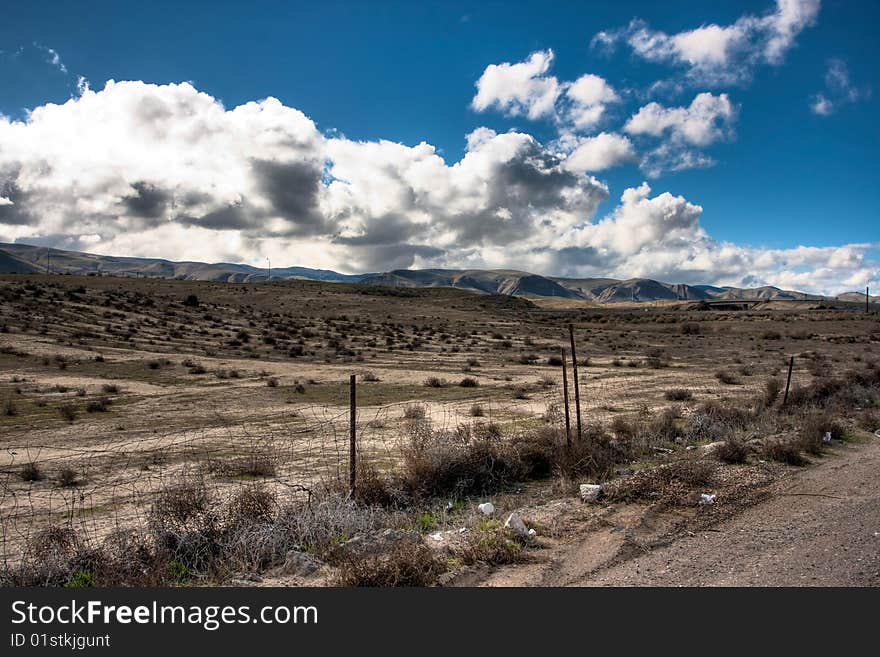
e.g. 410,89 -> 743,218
653,446 -> 673,454
503,512 -> 529,537
686,445 -> 696,451
823,431 -> 833,443
699,493 -> 716,505
478,502 -> 495,517
527,528 -> 537,537
874,429 -> 880,439
579,483 -> 603,502
458,527 -> 469,534
674,436 -> 683,444
445,501 -> 454,511
430,532 -> 444,541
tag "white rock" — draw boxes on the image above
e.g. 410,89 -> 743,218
579,484 -> 603,502
503,512 -> 528,536
478,502 -> 496,517
699,493 -> 716,505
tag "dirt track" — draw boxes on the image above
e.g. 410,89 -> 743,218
485,437 -> 880,587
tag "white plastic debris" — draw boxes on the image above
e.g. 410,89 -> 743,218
458,527 -> 469,534
579,484 -> 603,502
699,493 -> 716,505
823,431 -> 833,443
478,502 -> 496,517
528,528 -> 537,537
503,512 -> 529,537
430,532 -> 444,541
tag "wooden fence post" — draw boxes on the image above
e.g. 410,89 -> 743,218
782,356 -> 794,406
560,346 -> 572,448
568,324 -> 582,440
349,373 -> 357,497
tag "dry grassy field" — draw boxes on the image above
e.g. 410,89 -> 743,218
1,274 -> 878,586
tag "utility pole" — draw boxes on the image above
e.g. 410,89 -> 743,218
45,246 -> 50,275
267,257 -> 271,282
868,286 -> 871,314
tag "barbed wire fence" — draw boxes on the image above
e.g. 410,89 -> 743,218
0,340 -> 810,568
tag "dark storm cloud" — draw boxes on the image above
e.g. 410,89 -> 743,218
122,181 -> 171,219
333,213 -> 422,246
0,180 -> 33,226
251,158 -> 327,234
348,243 -> 445,272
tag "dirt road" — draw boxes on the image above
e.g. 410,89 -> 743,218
484,437 -> 880,587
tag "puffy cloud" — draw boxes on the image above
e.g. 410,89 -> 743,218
0,79 -> 873,295
623,93 -> 736,176
563,133 -> 635,172
564,74 -> 620,130
550,183 -> 878,295
625,93 -> 736,146
593,0 -> 821,85
471,50 -> 560,120
810,58 -> 869,115
471,52 -> 621,135
0,80 -> 607,272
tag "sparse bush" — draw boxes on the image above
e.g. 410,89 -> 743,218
423,377 -> 448,388
334,541 -> 443,587
403,404 -> 426,420
682,322 -> 701,335
183,294 -> 199,307
547,355 -> 563,367
714,438 -> 749,464
3,397 -> 17,416
664,388 -> 693,401
266,377 -> 279,387
799,412 -> 844,455
58,403 -> 77,423
762,439 -> 806,466
362,371 -> 380,382
715,370 -> 740,385
86,398 -> 110,413
56,467 -> 78,487
20,461 -> 43,482
763,377 -> 782,406
469,404 -> 485,417
459,377 -> 479,388
456,529 -> 527,566
101,383 -> 120,394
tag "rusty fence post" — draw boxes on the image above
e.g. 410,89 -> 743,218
349,373 -> 357,497
782,355 -> 794,406
568,324 -> 583,440
560,346 -> 572,448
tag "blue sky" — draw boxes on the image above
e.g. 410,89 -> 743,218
0,0 -> 877,292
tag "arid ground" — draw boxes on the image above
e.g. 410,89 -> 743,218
1,274 -> 878,586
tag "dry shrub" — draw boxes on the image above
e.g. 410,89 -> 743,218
713,437 -> 749,464
403,404 -> 426,420
334,541 -> 443,587
799,412 -> 844,455
19,461 -> 43,482
456,529 -> 528,566
209,451 -> 277,479
763,377 -> 782,406
715,370 -> 740,385
762,439 -> 806,466
402,430 -> 517,499
605,456 -> 716,505
664,388 -> 693,401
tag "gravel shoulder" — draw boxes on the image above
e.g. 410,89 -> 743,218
482,437 -> 880,587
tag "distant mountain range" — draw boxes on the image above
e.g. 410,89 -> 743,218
0,242 -> 874,305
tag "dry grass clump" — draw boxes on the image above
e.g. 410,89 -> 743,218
604,455 -> 716,505
798,412 -> 844,455
761,439 -> 807,466
207,451 -> 277,479
664,388 -> 693,401
334,541 -> 443,587
713,437 -> 749,464
455,529 -> 529,567
19,461 -> 43,482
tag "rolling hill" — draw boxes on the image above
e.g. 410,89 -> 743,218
0,241 -> 871,305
